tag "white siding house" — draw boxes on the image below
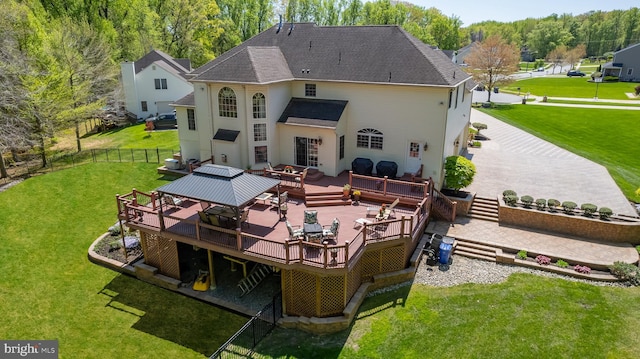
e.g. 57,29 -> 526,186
173,24 -> 474,189
121,50 -> 193,119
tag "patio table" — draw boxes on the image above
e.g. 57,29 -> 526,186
254,192 -> 273,206
303,223 -> 323,243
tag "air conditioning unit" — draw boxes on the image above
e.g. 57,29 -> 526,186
164,158 -> 180,170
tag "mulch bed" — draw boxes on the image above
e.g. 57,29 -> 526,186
93,234 -> 142,264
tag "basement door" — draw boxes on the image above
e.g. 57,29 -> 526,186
294,137 -> 318,167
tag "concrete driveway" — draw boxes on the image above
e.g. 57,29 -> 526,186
464,109 -> 637,217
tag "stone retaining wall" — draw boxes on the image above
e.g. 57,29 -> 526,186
498,199 -> 640,244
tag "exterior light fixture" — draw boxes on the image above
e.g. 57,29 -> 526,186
423,142 -> 428,151
318,137 -> 323,145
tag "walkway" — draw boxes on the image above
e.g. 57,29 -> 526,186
428,218 -> 638,268
466,109 -> 637,217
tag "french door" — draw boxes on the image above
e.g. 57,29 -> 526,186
294,137 -> 318,167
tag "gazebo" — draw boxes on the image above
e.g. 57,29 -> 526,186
156,164 -> 281,227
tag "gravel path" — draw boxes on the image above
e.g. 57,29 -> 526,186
368,255 -> 628,298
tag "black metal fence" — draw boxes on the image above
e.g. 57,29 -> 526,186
210,292 -> 282,359
2,147 -> 178,180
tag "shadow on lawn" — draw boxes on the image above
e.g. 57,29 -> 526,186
99,274 -> 247,356
252,281 -> 412,358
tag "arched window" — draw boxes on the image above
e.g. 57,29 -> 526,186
252,93 -> 266,118
356,128 -> 383,150
218,87 -> 237,117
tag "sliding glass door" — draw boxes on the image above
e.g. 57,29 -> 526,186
294,137 -> 318,167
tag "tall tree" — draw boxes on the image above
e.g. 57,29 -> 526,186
465,35 -> 520,102
49,17 -> 118,152
527,20 -> 574,58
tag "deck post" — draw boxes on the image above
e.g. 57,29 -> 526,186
400,216 -> 405,236
285,240 -> 290,264
383,176 -> 388,195
299,240 -> 304,264
236,229 -> 242,251
116,194 -> 121,215
348,171 -> 353,187
344,241 -> 349,267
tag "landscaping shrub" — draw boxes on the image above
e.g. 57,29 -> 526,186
535,198 -> 546,210
517,250 -> 528,260
556,259 -> 569,268
598,207 -> 613,220
504,195 -> 519,206
502,190 -> 517,198
609,261 -> 640,285
472,122 -> 487,135
108,224 -> 121,236
520,195 -> 534,208
580,203 -> 598,217
472,141 -> 481,147
574,265 -> 591,274
635,85 -> 640,96
444,156 -> 476,194
535,255 -> 551,265
561,201 -> 577,214
636,245 -> 640,254
547,199 -> 560,212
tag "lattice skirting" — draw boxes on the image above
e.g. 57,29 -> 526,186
140,232 -> 180,280
282,244 -> 406,318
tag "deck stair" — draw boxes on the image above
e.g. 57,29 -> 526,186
238,263 -> 273,296
467,196 -> 499,222
453,237 -> 499,262
305,191 -> 352,207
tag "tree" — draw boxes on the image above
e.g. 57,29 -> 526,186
527,20 -> 573,58
444,156 -> 476,194
546,45 -> 567,74
565,44 -> 586,70
464,35 -> 520,102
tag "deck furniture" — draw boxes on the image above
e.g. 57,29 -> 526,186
304,210 -> 318,224
322,218 -> 340,242
285,220 -> 304,241
366,198 -> 400,219
295,167 -> 308,183
233,209 -> 250,228
254,192 -> 273,206
198,211 -> 211,224
303,222 -> 323,243
271,191 -> 288,207
353,218 -> 373,228
163,194 -> 183,208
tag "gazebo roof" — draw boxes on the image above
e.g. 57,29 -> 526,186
156,164 -> 280,207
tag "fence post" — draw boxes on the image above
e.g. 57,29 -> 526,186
91,149 -> 96,162
131,149 -> 134,162
156,148 -> 160,163
118,148 -> 121,162
105,149 -> 109,162
145,149 -> 149,163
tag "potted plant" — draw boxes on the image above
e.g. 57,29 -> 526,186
343,184 -> 351,197
352,190 -> 361,202
280,203 -> 288,219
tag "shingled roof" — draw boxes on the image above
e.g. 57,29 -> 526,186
191,23 -> 470,87
277,98 -> 348,128
133,49 -> 191,80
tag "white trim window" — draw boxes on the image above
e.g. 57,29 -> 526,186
253,123 -> 267,141
305,84 -> 316,97
254,146 -> 268,163
356,128 -> 383,150
154,78 -> 167,89
218,87 -> 237,117
252,93 -> 266,118
187,109 -> 196,131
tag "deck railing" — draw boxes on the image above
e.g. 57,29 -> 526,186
116,185 -> 431,270
349,171 -> 428,200
431,186 -> 457,222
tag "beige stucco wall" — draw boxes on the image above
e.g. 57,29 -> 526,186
183,78 -> 472,184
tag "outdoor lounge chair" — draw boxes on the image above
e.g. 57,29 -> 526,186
304,210 -> 318,224
322,218 -> 340,242
285,220 -> 304,241
271,191 -> 288,207
366,198 -> 399,218
163,194 -> 183,209
198,211 -> 211,225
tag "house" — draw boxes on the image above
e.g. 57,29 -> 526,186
601,42 -> 640,82
115,24 -> 470,334
121,50 -> 193,119
175,23 -> 473,189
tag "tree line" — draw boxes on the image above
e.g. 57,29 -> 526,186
1,0 -> 639,177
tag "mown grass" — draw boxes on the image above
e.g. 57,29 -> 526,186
544,99 -> 640,107
479,105 -> 640,200
0,163 -> 246,358
253,275 -> 640,358
503,77 -> 638,100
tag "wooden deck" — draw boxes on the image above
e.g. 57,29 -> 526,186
118,171 -> 432,270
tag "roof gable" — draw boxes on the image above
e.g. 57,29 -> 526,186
191,23 -> 470,87
134,50 -> 191,79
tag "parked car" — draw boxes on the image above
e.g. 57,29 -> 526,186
147,112 -> 177,129
536,67 -> 545,72
567,70 -> 586,77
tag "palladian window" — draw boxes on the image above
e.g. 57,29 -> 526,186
218,87 -> 237,118
356,128 -> 383,150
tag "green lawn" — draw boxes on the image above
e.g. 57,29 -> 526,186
53,123 -> 179,153
479,105 -> 640,200
253,276 -> 640,358
504,77 -> 638,100
545,99 -> 640,107
0,163 -> 246,358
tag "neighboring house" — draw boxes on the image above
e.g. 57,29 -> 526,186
121,50 -> 193,119
175,23 -> 473,189
601,42 -> 640,82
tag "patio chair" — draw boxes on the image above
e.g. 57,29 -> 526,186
199,201 -> 211,211
366,198 -> 399,218
295,167 -> 308,183
198,211 -> 211,225
267,162 -> 281,178
233,209 -> 250,228
322,218 -> 340,241
163,194 -> 183,209
271,191 -> 288,207
285,220 -> 304,241
207,214 -> 223,227
304,210 -> 318,224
